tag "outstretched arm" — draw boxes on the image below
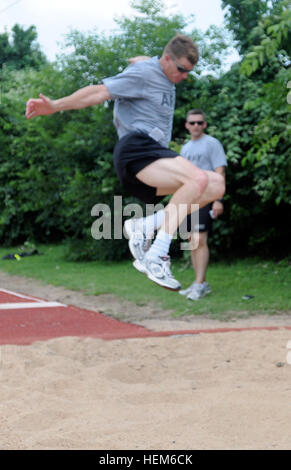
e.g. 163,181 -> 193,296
25,84 -> 112,119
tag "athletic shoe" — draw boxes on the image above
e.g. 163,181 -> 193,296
180,281 -> 211,297
179,285 -> 193,296
186,283 -> 206,300
133,254 -> 181,291
203,282 -> 211,295
124,218 -> 152,261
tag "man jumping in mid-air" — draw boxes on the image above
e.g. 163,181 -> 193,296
26,34 -> 225,291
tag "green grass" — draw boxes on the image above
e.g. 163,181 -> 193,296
0,244 -> 290,320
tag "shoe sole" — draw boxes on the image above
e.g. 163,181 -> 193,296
133,260 -> 181,292
187,292 -> 206,300
124,220 -> 151,262
180,286 -> 211,297
124,220 -> 143,261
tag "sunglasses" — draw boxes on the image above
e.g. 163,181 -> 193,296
188,121 -> 205,126
171,56 -> 192,74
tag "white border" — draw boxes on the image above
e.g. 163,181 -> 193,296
0,289 -> 66,310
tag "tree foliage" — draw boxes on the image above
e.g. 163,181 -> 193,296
240,0 -> 290,75
0,24 -> 47,70
0,0 -> 290,260
221,0 -> 283,54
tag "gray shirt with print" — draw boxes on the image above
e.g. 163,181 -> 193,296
103,57 -> 175,148
180,134 -> 227,170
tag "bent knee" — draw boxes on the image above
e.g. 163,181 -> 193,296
206,170 -> 225,199
176,156 -> 208,193
197,171 -> 208,194
191,168 -> 208,195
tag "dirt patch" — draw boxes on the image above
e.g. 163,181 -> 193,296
1,271 -> 291,450
0,271 -> 290,332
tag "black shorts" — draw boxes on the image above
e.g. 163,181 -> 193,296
186,203 -> 213,233
113,131 -> 178,204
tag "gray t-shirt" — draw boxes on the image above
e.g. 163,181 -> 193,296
180,134 -> 227,170
103,57 -> 175,148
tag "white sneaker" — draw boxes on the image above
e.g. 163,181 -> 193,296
179,285 -> 193,296
187,283 -> 206,300
133,255 -> 181,291
203,282 -> 211,295
180,281 -> 211,297
124,218 -> 152,261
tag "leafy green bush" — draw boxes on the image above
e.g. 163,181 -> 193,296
0,0 -> 290,261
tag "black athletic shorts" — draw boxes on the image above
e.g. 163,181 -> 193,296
186,203 -> 213,233
113,131 -> 178,204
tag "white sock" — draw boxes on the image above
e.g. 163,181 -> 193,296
147,230 -> 172,258
142,210 -> 165,237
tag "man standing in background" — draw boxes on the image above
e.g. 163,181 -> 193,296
179,109 -> 227,300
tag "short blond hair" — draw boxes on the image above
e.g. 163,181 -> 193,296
164,34 -> 199,65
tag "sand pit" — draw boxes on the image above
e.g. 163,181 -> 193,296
0,272 -> 290,450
